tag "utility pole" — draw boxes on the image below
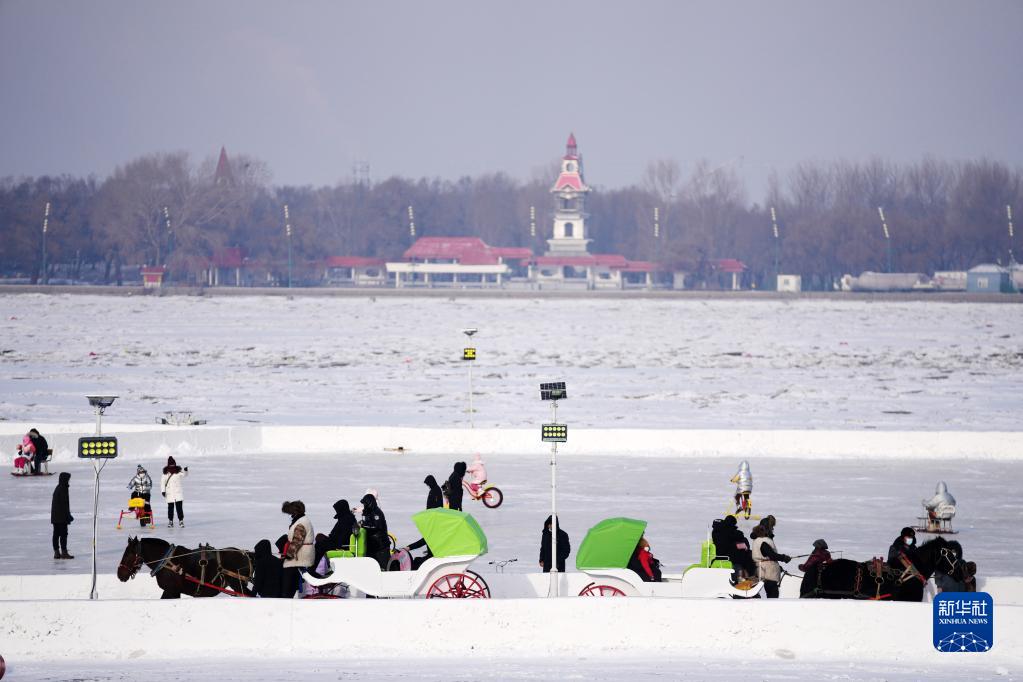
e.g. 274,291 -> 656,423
878,206 -> 892,273
284,204 -> 292,288
408,205 -> 416,240
770,206 -> 781,281
41,202 -> 50,284
1008,205 -> 1015,263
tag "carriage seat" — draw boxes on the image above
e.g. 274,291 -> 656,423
684,540 -> 733,574
325,528 -> 368,560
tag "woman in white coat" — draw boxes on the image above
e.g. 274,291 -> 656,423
281,500 -> 314,598
160,456 -> 188,528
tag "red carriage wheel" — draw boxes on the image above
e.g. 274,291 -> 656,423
481,487 -> 503,509
579,582 -> 626,597
426,571 -> 491,598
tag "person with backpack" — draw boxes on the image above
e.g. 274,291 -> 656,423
444,461 -> 467,511
160,456 -> 188,528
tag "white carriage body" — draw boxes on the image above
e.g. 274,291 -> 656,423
571,567 -> 764,599
301,554 -> 477,598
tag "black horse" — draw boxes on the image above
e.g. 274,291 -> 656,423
117,536 -> 255,599
800,536 -> 950,601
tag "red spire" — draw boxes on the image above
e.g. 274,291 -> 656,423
214,146 -> 233,185
566,133 -> 577,157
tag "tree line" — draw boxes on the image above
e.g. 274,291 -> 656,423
0,152 -> 1019,289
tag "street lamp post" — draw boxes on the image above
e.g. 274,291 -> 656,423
540,382 -> 567,598
770,206 -> 781,282
878,206 -> 893,273
284,204 -> 292,288
462,329 -> 478,428
1008,205 -> 1015,263
82,395 -> 118,600
41,202 -> 50,284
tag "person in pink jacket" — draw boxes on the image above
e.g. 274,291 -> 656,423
466,454 -> 488,494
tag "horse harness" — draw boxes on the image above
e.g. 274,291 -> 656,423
146,542 -> 255,597
812,553 -> 924,600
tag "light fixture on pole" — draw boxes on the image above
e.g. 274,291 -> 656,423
82,395 -> 118,600
41,202 -> 50,285
878,206 -> 892,273
653,206 -> 660,239
530,205 -> 536,238
163,206 -> 173,264
462,329 -> 478,428
539,381 -> 567,597
408,205 -> 416,238
284,204 -> 292,288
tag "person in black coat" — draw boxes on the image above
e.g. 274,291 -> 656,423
252,538 -> 283,598
314,499 -> 360,567
50,472 -> 73,559
712,516 -> 755,579
887,527 -> 918,569
539,515 -> 571,572
29,428 -> 49,474
445,462 -> 467,511
424,475 -> 444,510
360,494 -> 390,569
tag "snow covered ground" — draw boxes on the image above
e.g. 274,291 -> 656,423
1,293 -> 1021,680
1,294 -> 1021,430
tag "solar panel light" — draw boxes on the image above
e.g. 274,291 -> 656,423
462,328 -> 478,337
540,382 -> 567,401
463,347 -> 476,361
77,436 -> 119,459
541,423 -> 568,442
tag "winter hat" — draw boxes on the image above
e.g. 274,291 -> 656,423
333,499 -> 351,519
360,493 -> 376,508
22,435 -> 32,446
813,539 -> 828,550
167,456 -> 177,467
763,515 -> 777,530
281,500 -> 305,517
901,526 -> 916,537
58,472 -> 71,485
454,461 -> 467,475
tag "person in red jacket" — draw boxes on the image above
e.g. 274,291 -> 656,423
627,536 -> 662,582
798,539 -> 832,572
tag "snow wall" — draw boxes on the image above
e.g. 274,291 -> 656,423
1,597 -> 1020,664
1,424 -> 1020,461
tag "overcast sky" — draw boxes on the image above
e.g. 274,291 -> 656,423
1,1 -> 1020,200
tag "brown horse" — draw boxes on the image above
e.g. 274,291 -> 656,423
117,536 -> 255,599
800,536 -> 951,601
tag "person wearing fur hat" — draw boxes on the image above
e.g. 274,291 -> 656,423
281,500 -> 314,597
360,493 -> 390,569
751,521 -> 791,598
887,527 -> 918,569
160,456 -> 188,527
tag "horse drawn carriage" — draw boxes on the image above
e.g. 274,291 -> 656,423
301,508 -> 491,599
573,517 -> 763,598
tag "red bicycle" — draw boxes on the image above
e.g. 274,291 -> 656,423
462,480 -> 503,509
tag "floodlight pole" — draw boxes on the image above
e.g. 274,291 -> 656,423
89,404 -> 109,600
41,202 -> 50,285
549,398 -> 559,597
468,361 -> 474,428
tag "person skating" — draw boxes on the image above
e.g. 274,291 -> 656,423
538,515 -> 570,573
751,521 -> 791,598
359,493 -> 390,569
160,456 -> 188,527
281,500 -> 314,598
50,472 -> 74,559
444,461 -> 467,511
127,464 -> 153,527
730,460 -> 753,518
28,428 -> 49,474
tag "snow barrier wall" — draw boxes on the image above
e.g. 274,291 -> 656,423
1,424 -> 1020,460
1,598 -> 1020,664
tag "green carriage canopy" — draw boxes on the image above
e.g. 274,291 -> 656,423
412,508 -> 488,558
575,517 -> 647,570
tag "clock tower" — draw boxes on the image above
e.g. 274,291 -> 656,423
546,133 -> 592,256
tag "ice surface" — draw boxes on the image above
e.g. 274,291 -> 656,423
1,294 -> 1021,430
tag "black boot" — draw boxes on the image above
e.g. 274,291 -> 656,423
54,551 -> 61,559
60,552 -> 74,559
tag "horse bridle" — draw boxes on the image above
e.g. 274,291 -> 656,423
939,546 -> 960,573
119,539 -> 145,580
